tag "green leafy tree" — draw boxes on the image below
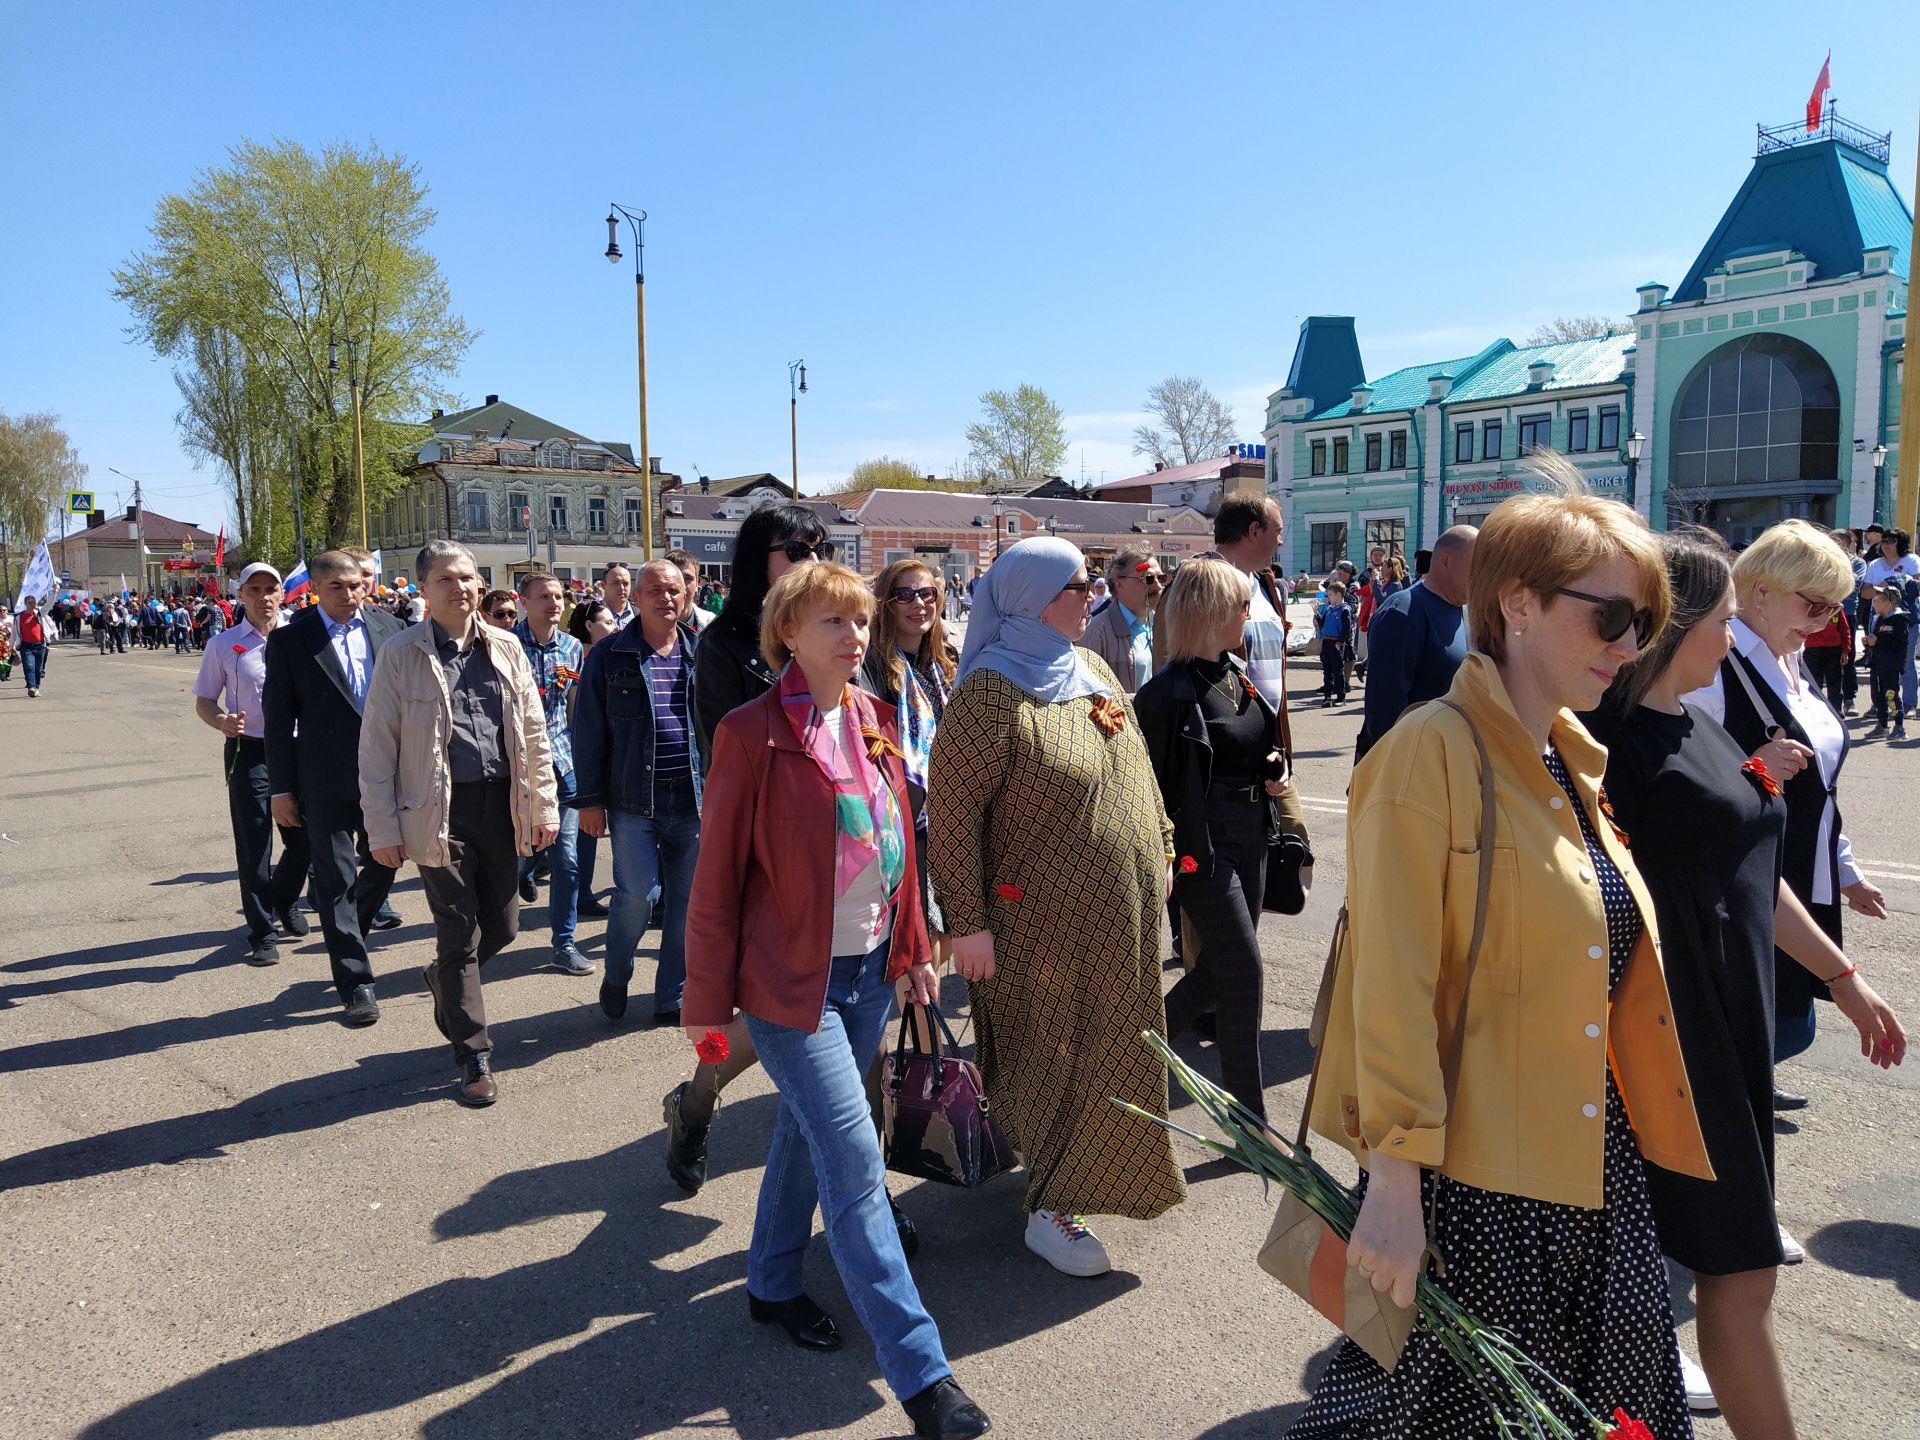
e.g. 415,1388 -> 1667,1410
1132,375 -> 1237,468
966,383 -> 1067,484
842,456 -> 976,494
0,411 -> 86,597
114,138 -> 472,561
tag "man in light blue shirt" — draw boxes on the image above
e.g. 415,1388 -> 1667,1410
1084,545 -> 1162,693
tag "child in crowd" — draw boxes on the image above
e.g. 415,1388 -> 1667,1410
1865,587 -> 1914,737
1315,580 -> 1350,707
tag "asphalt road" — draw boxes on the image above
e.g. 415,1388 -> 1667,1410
3,634 -> 1915,1440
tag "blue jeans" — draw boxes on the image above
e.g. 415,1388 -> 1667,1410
1905,624 -> 1919,711
746,942 -> 950,1402
605,776 -> 700,1011
20,643 -> 47,690
521,769 -> 580,950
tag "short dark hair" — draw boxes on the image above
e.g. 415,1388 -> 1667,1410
1213,492 -> 1272,545
1882,528 -> 1912,557
664,547 -> 696,570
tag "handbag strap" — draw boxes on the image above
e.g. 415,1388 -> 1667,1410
1292,698 -> 1497,1159
890,1000 -> 964,1091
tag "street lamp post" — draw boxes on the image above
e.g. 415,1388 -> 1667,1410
327,338 -> 369,546
788,360 -> 807,498
991,496 -> 1006,560
1872,443 -> 1889,526
605,205 -> 654,558
1625,430 -> 1646,514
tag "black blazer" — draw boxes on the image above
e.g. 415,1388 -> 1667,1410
264,604 -> 406,810
1133,653 -> 1279,880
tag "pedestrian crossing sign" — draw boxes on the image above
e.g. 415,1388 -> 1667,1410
67,490 -> 95,514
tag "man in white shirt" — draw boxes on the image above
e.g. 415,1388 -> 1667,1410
602,563 -> 636,630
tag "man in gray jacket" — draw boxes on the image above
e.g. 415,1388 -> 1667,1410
1082,545 -> 1162,693
360,540 -> 560,1107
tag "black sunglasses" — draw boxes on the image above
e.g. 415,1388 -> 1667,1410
768,539 -> 835,563
889,585 -> 939,605
1056,580 -> 1093,595
1554,587 -> 1655,648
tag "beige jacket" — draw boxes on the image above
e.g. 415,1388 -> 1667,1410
1083,597 -> 1148,693
359,618 -> 560,868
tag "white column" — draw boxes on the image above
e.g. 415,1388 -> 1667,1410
1851,295 -> 1884,525
1631,333 -> 1659,524
1423,403 -> 1445,539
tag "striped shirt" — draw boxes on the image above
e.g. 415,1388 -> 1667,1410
515,619 -> 584,780
646,633 -> 693,778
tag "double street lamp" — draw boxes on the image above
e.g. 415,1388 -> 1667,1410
327,337 -> 370,546
789,360 -> 807,498
1624,430 -> 1646,513
605,204 -> 654,558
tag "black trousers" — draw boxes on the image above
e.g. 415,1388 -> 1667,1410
1164,794 -> 1270,1117
1803,646 -> 1845,707
418,780 -> 521,1062
226,738 -> 312,946
1319,638 -> 1348,700
303,796 -> 397,998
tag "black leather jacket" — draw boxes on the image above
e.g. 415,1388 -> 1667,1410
693,616 -> 779,769
1133,652 -> 1278,880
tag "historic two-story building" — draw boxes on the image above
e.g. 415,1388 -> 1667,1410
1264,111 -> 1909,571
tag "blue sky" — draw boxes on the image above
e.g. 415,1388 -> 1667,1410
4,2 -> 1916,532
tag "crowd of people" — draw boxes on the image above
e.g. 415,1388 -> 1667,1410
10,466 -> 1908,1438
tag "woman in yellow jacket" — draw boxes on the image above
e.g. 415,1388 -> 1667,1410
1289,472 -> 1714,1440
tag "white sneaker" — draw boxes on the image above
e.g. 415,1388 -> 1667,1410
1778,1224 -> 1806,1264
1679,1348 -> 1717,1412
1025,1208 -> 1111,1277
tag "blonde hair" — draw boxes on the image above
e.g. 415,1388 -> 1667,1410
1159,558 -> 1252,663
760,562 -> 875,669
1467,451 -> 1670,661
869,558 -> 958,691
1732,518 -> 1857,608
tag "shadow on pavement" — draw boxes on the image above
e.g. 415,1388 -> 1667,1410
1805,1219 -> 1920,1299
1191,1340 -> 1339,1436
0,1000 -> 631,1192
1167,1025 -> 1314,1116
79,1108 -> 1140,1439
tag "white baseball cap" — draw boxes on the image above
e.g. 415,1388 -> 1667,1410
236,562 -> 283,588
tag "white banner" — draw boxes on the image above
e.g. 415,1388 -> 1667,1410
14,542 -> 55,613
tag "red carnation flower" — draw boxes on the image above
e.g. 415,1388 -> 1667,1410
1178,855 -> 1199,874
694,1029 -> 730,1065
1605,1411 -> 1655,1440
1741,757 -> 1783,797
231,644 -> 246,654
994,883 -> 1024,902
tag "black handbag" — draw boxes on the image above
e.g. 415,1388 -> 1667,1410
1263,832 -> 1313,915
880,1002 -> 1017,1188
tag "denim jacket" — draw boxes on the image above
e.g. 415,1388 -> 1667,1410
571,619 -> 704,816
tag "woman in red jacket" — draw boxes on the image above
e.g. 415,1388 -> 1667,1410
680,562 -> 991,1440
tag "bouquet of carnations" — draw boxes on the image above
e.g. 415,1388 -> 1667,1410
1117,1034 -> 1656,1440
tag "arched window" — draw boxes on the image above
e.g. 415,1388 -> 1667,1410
1669,333 -> 1840,492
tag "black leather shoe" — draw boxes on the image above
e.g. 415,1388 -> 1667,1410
518,873 -> 538,903
343,985 -> 380,1027
748,1291 -> 841,1352
578,898 -> 610,918
902,1377 -> 992,1438
368,908 -> 403,932
457,1053 -> 497,1108
664,1082 -> 710,1193
599,981 -> 628,1020
653,1009 -> 681,1027
274,905 -> 310,937
1773,1086 -> 1810,1111
891,1195 -> 920,1259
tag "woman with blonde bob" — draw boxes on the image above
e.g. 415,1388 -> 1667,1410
1290,459 -> 1712,1439
1134,558 -> 1287,1116
1680,518 -> 1887,1116
681,562 -> 990,1439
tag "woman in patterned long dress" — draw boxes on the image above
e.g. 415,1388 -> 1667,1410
929,538 -> 1185,1278
1291,473 -> 1713,1440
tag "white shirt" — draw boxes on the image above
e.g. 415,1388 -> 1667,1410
817,705 -> 896,957
610,604 -> 637,631
326,612 -> 373,707
1244,577 -> 1289,709
1863,554 -> 1919,589
1682,617 -> 1860,903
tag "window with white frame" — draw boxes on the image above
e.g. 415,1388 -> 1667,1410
549,493 -> 568,531
588,496 -> 607,533
464,491 -> 489,530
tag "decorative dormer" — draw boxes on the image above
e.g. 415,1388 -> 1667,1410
1350,384 -> 1374,412
1526,359 -> 1555,388
1427,372 -> 1454,403
1864,244 -> 1894,274
1636,282 -> 1668,311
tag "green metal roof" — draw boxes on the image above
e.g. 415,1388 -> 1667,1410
1674,137 -> 1912,301
1440,335 -> 1632,405
1308,339 -> 1513,419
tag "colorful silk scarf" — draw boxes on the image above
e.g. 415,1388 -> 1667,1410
894,649 -> 949,808
779,663 -> 907,901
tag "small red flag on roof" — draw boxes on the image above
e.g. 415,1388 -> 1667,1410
1806,52 -> 1831,133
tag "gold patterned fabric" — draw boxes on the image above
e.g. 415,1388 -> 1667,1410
928,651 -> 1186,1220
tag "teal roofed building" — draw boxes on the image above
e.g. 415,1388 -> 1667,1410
1263,108 -> 1910,569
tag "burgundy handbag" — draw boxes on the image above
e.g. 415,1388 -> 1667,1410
881,1002 -> 1017,1188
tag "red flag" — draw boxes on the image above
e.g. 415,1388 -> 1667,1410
214,525 -> 226,569
1806,52 -> 1831,132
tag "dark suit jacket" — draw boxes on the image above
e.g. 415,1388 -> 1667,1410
264,604 -> 406,812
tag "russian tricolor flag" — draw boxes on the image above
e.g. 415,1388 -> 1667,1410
283,561 -> 311,605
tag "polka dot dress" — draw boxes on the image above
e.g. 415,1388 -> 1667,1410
1286,748 -> 1693,1440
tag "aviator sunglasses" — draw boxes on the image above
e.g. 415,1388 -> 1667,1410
889,585 -> 939,605
1553,587 -> 1655,648
767,538 -> 836,563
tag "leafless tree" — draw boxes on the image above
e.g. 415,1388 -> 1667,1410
1132,376 -> 1237,468
1523,316 -> 1631,345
